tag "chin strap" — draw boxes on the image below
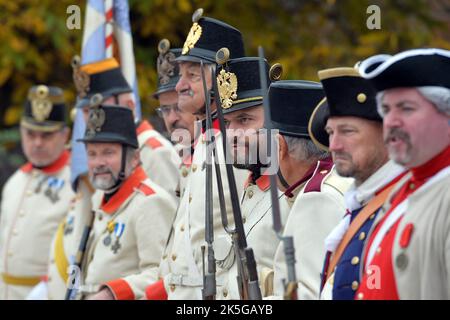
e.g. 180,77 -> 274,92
110,144 -> 128,190
277,169 -> 290,190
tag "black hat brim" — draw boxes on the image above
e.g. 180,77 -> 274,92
308,98 -> 330,151
77,132 -> 138,149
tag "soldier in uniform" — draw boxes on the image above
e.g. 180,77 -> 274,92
214,55 -> 291,299
355,48 -> 450,299
72,56 -> 180,199
268,81 -> 353,299
153,38 -> 198,199
76,104 -> 176,300
0,85 -> 73,300
144,9 -> 248,300
307,67 -> 406,299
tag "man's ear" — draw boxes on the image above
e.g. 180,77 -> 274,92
62,127 -> 71,143
278,134 -> 289,161
126,98 -> 135,112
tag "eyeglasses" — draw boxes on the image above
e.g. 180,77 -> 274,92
156,104 -> 181,118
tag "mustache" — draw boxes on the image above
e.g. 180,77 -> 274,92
332,151 -> 352,161
93,166 -> 114,176
384,128 -> 410,144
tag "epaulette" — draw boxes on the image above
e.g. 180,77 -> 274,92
304,159 -> 334,193
138,182 -> 155,196
145,137 -> 163,149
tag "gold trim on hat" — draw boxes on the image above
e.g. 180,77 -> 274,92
157,41 -> 177,85
182,23 -> 202,55
20,118 -> 64,132
217,69 -> 238,109
28,85 -> 63,123
318,67 -> 361,80
232,96 -> 263,105
86,107 -> 106,138
357,93 -> 367,103
308,97 -> 330,152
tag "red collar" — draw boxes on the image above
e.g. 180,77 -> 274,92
284,157 -> 333,198
201,118 -> 220,134
20,150 -> 70,175
244,173 -> 270,191
411,145 -> 450,182
136,120 -> 154,135
101,166 -> 147,214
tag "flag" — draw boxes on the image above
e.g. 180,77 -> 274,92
70,0 -> 141,189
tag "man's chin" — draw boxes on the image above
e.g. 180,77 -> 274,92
335,164 -> 355,178
92,177 -> 116,190
29,156 -> 54,168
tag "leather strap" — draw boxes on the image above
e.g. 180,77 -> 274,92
325,184 -> 395,280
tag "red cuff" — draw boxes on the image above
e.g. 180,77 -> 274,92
105,279 -> 135,300
145,279 -> 167,300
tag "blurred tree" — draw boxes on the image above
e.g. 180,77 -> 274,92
0,0 -> 449,127
0,0 -> 449,188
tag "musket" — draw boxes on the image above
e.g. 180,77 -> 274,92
65,209 -> 95,300
258,46 -> 298,300
211,48 -> 262,300
199,60 -> 217,300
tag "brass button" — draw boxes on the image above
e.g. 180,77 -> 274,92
357,292 -> 364,300
98,215 -> 103,221
223,288 -> 228,298
171,254 -> 177,261
162,254 -> 167,260
359,232 -> 366,241
351,256 -> 360,265
189,195 -> 193,203
242,217 -> 247,224
369,214 -> 376,220
376,247 -> 382,255
180,224 -> 185,232
170,284 -> 176,292
182,169 -> 188,177
357,93 -> 367,103
352,281 -> 359,291
366,268 -> 372,276
248,190 -> 254,199
409,183 -> 415,190
192,164 -> 197,172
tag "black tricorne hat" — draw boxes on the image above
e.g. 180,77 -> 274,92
72,56 -> 132,109
177,8 -> 245,64
153,39 -> 181,98
214,48 -> 281,114
267,80 -> 324,138
21,85 -> 67,132
308,67 -> 380,151
77,99 -> 138,149
359,48 -> 450,92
